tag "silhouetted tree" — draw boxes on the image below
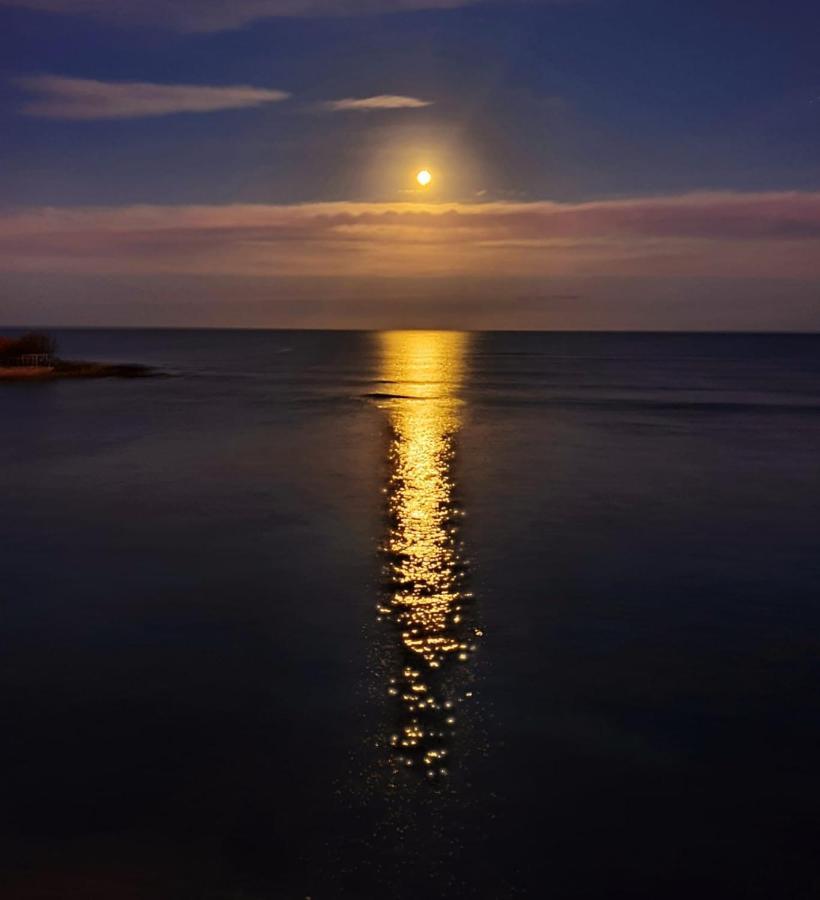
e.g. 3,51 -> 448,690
0,332 -> 57,362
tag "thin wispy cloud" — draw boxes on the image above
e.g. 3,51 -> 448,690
0,0 -> 571,31
16,75 -> 290,120
1,193 -> 818,280
322,95 -> 433,112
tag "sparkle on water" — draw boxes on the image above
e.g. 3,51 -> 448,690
376,331 -> 479,779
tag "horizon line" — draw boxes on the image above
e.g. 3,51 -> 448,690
2,325 -> 819,336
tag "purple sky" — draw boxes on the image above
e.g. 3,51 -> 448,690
1,0 -> 819,328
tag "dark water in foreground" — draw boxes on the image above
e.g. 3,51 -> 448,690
2,330 -> 819,899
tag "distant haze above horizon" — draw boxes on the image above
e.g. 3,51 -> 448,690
1,0 -> 819,329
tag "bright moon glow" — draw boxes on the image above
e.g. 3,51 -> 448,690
416,169 -> 432,187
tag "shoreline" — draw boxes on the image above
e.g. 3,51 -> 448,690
0,366 -> 54,380
0,360 -> 158,381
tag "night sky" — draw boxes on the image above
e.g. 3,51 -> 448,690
1,0 -> 819,329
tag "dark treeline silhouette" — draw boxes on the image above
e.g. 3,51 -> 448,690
0,332 -> 57,364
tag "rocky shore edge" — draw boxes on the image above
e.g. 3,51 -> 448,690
0,360 -> 160,380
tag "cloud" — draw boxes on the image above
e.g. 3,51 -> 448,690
0,0 -> 568,32
1,192 -> 819,280
322,95 -> 433,112
15,75 -> 290,119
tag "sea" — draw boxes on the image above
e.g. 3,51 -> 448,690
1,329 -> 819,899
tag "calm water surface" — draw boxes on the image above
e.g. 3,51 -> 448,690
1,330 -> 819,899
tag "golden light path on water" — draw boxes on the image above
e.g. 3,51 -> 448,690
375,331 -> 480,779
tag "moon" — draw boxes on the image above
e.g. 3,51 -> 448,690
416,169 -> 432,187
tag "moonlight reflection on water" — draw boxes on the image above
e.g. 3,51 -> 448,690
375,331 -> 480,779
